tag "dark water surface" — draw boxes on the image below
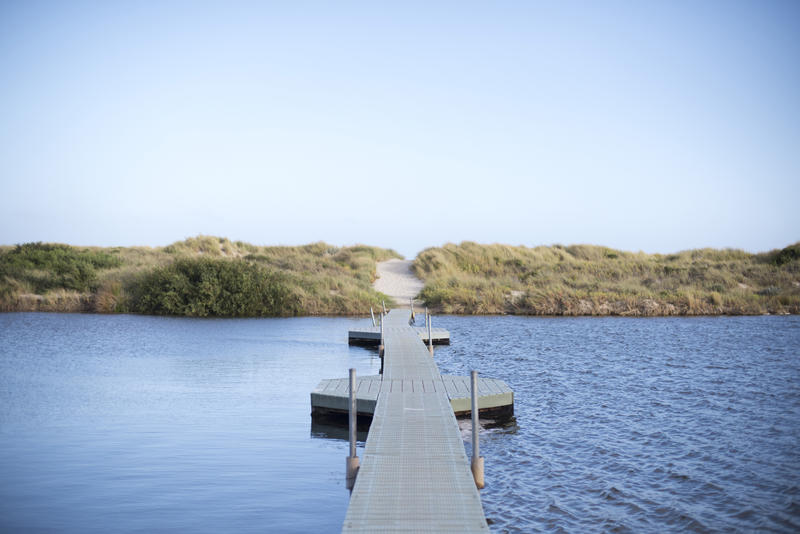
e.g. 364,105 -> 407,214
1,313 -> 798,532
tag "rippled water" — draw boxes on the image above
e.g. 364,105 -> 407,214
431,315 -> 800,533
0,313 -> 380,533
1,313 -> 798,533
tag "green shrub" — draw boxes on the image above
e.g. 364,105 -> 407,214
0,242 -> 121,293
774,244 -> 800,266
129,257 -> 298,317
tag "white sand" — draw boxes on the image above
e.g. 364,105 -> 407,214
373,259 -> 424,307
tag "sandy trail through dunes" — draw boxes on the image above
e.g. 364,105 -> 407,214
373,259 -> 424,307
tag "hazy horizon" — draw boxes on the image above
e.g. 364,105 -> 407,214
2,2 -> 798,260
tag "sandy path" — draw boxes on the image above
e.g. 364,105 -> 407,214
373,259 -> 425,307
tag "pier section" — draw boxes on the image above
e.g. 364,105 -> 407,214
348,325 -> 450,346
311,309 -> 515,532
311,375 -> 513,420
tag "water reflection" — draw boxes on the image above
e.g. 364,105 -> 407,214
309,418 -> 370,442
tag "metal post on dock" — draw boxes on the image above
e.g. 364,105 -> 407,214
379,314 -> 384,358
427,313 -> 433,354
382,300 -> 387,316
346,368 -> 359,490
471,370 -> 485,489
370,307 -> 376,327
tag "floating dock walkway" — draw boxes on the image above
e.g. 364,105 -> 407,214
311,309 -> 514,532
311,374 -> 513,420
348,325 -> 450,346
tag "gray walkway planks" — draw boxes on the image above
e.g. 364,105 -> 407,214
312,375 -> 382,415
311,375 -> 513,417
342,309 -> 489,533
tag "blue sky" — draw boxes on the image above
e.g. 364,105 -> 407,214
1,1 -> 798,259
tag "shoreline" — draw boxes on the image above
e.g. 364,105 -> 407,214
2,301 -> 795,318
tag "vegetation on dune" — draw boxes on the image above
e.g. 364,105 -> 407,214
0,243 -> 121,293
4,236 -> 798,317
0,237 -> 401,316
413,242 -> 800,316
129,258 -> 296,317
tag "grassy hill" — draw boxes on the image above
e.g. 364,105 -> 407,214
0,236 -> 401,316
4,237 -> 798,317
413,242 -> 800,316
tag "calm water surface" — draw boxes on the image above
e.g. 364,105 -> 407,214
0,314 -> 380,533
1,313 -> 798,533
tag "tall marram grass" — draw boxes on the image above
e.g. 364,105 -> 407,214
413,242 -> 800,315
0,237 -> 401,316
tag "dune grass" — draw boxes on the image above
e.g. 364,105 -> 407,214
0,237 -> 401,316
413,242 -> 800,316
5,237 -> 797,317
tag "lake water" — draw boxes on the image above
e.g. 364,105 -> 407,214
1,313 -> 798,533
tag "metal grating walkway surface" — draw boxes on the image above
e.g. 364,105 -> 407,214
342,310 -> 489,533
